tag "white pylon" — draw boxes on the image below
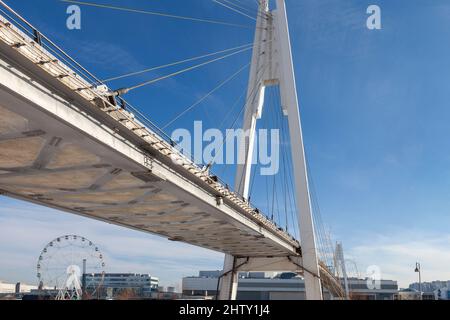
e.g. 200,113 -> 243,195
335,242 -> 350,299
219,0 -> 323,300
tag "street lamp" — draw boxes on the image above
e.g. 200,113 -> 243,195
414,262 -> 422,300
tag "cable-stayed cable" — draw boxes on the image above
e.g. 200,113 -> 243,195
162,62 -> 250,129
61,0 -> 254,29
219,0 -> 260,17
209,64 -> 268,168
113,46 -> 252,94
212,0 -> 257,21
101,43 -> 253,83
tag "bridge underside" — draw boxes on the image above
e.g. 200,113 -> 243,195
0,102 -> 293,258
0,52 -> 299,258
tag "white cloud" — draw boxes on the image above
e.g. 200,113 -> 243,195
346,229 -> 450,288
0,198 -> 223,288
3,199 -> 450,291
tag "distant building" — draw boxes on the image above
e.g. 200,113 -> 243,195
434,287 -> 450,300
404,280 -> 450,300
85,273 -> 159,299
347,278 -> 399,300
22,273 -> 161,300
199,271 -> 221,278
409,280 -> 450,293
0,281 -> 39,294
182,271 -> 398,300
395,288 -> 422,300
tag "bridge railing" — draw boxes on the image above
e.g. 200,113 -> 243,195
0,1 -> 102,88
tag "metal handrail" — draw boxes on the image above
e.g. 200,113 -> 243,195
0,0 -> 103,85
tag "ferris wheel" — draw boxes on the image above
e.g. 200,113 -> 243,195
36,235 -> 106,300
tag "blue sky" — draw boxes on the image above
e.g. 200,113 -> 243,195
1,0 -> 450,288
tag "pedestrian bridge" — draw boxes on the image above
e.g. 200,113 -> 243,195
0,7 -> 344,298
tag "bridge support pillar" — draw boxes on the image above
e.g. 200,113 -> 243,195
218,254 -> 238,300
217,255 -> 342,300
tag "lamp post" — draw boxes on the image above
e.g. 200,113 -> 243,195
414,262 -> 422,300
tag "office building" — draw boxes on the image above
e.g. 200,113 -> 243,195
182,271 -> 398,300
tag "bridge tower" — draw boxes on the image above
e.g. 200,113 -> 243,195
218,0 -> 323,300
335,242 -> 350,299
